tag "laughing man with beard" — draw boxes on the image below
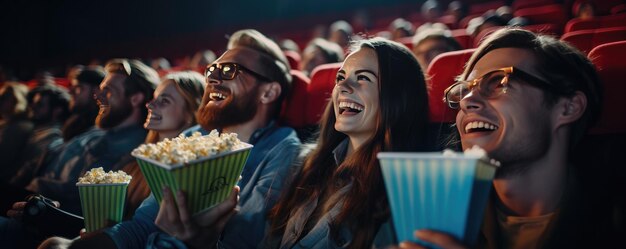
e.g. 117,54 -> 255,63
2,59 -> 158,248
39,29 -> 302,249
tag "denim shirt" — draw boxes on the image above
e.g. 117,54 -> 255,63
26,124 -> 146,214
105,123 -> 301,249
262,139 -> 396,249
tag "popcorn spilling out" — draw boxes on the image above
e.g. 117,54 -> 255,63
443,145 -> 501,167
78,167 -> 132,184
131,130 -> 244,165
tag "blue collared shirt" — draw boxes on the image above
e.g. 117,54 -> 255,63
105,123 -> 301,249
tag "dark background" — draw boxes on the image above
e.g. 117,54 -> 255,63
0,0 -> 424,80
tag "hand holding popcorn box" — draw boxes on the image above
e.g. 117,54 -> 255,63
377,146 -> 499,248
77,167 -> 131,232
131,130 -> 252,215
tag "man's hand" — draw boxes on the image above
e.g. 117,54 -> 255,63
397,230 -> 468,249
6,201 -> 27,219
155,186 -> 239,249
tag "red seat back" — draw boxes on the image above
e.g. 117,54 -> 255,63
307,63 -> 341,125
561,27 -> 626,54
513,4 -> 568,29
284,50 -> 301,72
280,70 -> 310,128
588,40 -> 626,134
426,48 -> 476,123
451,29 -> 472,49
565,13 -> 626,33
512,0 -> 557,10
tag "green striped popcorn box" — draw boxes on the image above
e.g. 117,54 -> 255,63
76,183 -> 128,232
378,151 -> 498,248
133,143 -> 253,215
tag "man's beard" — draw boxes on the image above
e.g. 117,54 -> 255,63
196,86 -> 259,131
96,98 -> 133,129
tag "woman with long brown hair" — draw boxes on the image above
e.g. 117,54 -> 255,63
265,37 -> 432,248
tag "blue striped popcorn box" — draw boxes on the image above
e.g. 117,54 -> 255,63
378,152 -> 498,247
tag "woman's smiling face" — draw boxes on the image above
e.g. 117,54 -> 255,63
333,47 -> 380,142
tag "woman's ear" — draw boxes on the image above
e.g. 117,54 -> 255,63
555,91 -> 586,127
259,82 -> 282,104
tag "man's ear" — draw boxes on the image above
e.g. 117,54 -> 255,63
555,91 -> 586,127
259,82 -> 281,104
129,92 -> 146,108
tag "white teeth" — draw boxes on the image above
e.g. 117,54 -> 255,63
209,92 -> 225,100
338,101 -> 364,111
464,121 -> 498,133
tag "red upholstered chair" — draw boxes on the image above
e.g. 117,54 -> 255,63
468,0 -> 506,15
306,63 -> 341,125
561,27 -> 626,54
451,29 -> 472,49
426,48 -> 476,123
284,50 -> 301,71
280,70 -> 310,128
588,40 -> 626,135
396,36 -> 413,50
513,4 -> 568,29
522,23 -> 562,37
564,13 -> 626,33
512,0 -> 556,10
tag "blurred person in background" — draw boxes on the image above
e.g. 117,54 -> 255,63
389,18 -> 414,40
17,84 -> 71,183
0,83 -> 33,182
189,49 -> 217,73
299,38 -> 345,76
412,28 -> 462,70
328,20 -> 354,49
0,59 -> 157,248
9,67 -> 105,189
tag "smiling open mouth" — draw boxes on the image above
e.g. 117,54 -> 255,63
465,121 -> 499,133
209,92 -> 227,101
338,101 -> 364,114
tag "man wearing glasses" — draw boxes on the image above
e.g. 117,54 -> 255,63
398,28 -> 623,248
41,29 -> 301,249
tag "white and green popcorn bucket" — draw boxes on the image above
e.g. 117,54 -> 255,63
134,143 -> 253,215
76,182 -> 128,232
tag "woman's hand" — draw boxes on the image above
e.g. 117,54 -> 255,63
397,230 -> 468,249
155,186 -> 239,249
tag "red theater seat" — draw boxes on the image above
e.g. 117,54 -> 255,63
426,49 -> 476,123
513,4 -> 568,29
512,0 -> 556,10
561,27 -> 626,54
565,13 -> 626,33
451,29 -> 472,49
280,70 -> 310,128
307,63 -> 341,125
588,40 -> 626,134
522,23 -> 562,37
284,50 -> 301,71
468,0 -> 505,15
396,36 -> 413,50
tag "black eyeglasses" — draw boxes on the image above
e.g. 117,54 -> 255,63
204,63 -> 272,82
443,66 -> 560,109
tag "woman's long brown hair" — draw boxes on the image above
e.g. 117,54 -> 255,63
269,37 -> 432,248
